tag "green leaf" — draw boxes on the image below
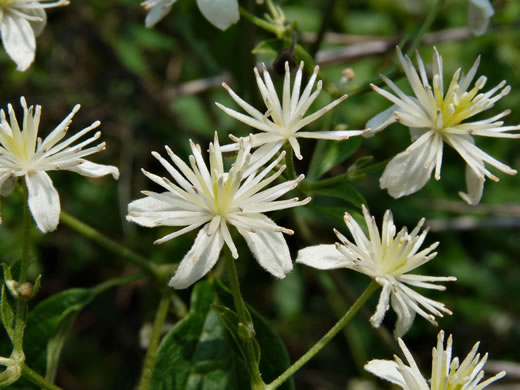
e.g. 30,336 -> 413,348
23,289 -> 97,374
45,310 -> 78,383
307,137 -> 363,180
309,181 -> 366,208
215,282 -> 295,390
0,286 -> 14,342
150,281 -> 250,390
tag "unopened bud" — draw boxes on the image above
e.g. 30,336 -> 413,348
18,283 -> 33,299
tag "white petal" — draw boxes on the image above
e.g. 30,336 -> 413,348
380,135 -> 436,198
391,292 -> 417,337
296,245 -> 347,270
365,105 -> 398,137
1,13 -> 36,71
26,7 -> 47,37
145,0 -> 177,28
468,0 -> 495,36
65,160 -> 120,179
196,0 -> 239,31
168,225 -> 224,289
364,360 -> 406,388
458,163 -> 484,205
238,215 -> 292,278
25,171 -> 60,233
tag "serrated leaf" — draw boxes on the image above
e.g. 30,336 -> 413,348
215,282 -> 295,390
308,181 -> 366,208
1,286 -> 14,342
150,281 -> 250,390
23,289 -> 97,374
307,137 -> 363,180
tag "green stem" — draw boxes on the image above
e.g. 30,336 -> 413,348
13,185 -> 32,353
137,294 -> 170,390
265,281 -> 379,390
283,144 -> 297,181
22,364 -> 63,390
60,211 -> 160,279
93,272 -> 148,295
405,0 -> 442,56
239,6 -> 284,38
225,255 -> 265,389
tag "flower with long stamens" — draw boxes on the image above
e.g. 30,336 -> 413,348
217,61 -> 367,168
0,97 -> 119,232
127,133 -> 311,289
367,47 -> 520,204
365,330 -> 506,390
296,205 -> 455,336
0,0 -> 69,71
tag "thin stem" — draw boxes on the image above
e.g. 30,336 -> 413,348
224,254 -> 265,389
93,272 -> 148,295
137,294 -> 170,390
13,184 -> 32,352
266,281 -> 379,390
283,144 -> 297,181
22,364 -> 63,390
60,211 -> 160,279
309,0 -> 338,59
405,0 -> 442,56
239,6 -> 284,38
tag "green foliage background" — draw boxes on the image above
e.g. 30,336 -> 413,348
1,0 -> 520,389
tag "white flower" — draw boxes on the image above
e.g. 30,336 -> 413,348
0,0 -> 69,71
365,330 -> 506,390
367,47 -> 520,204
296,205 -> 455,337
468,0 -> 495,36
217,61 -> 367,168
127,134 -> 310,289
0,97 -> 120,233
142,0 -> 239,31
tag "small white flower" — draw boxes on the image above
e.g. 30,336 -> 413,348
0,0 -> 69,71
468,0 -> 495,36
296,205 -> 455,337
127,134 -> 310,289
0,97 -> 120,233
367,47 -> 520,204
217,61 -> 367,168
142,0 -> 239,31
365,330 -> 506,390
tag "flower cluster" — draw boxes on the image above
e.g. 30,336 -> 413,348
297,205 -> 456,336
127,134 -> 310,289
368,47 -> 520,204
365,330 -> 506,390
0,97 -> 119,232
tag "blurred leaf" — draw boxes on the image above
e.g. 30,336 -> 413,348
273,269 -> 304,318
0,286 -> 14,342
45,311 -> 78,383
24,289 -> 97,374
308,181 -> 366,208
150,281 -> 250,390
307,137 -> 363,180
215,281 -> 295,390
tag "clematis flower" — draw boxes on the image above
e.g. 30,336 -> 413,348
367,47 -> 520,204
127,134 -> 310,289
0,97 -> 120,233
217,61 -> 367,168
296,205 -> 455,337
0,0 -> 69,71
365,330 -> 506,390
142,0 -> 239,31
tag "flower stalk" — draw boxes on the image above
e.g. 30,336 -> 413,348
22,364 -> 64,390
265,281 -> 379,390
137,294 -> 170,390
